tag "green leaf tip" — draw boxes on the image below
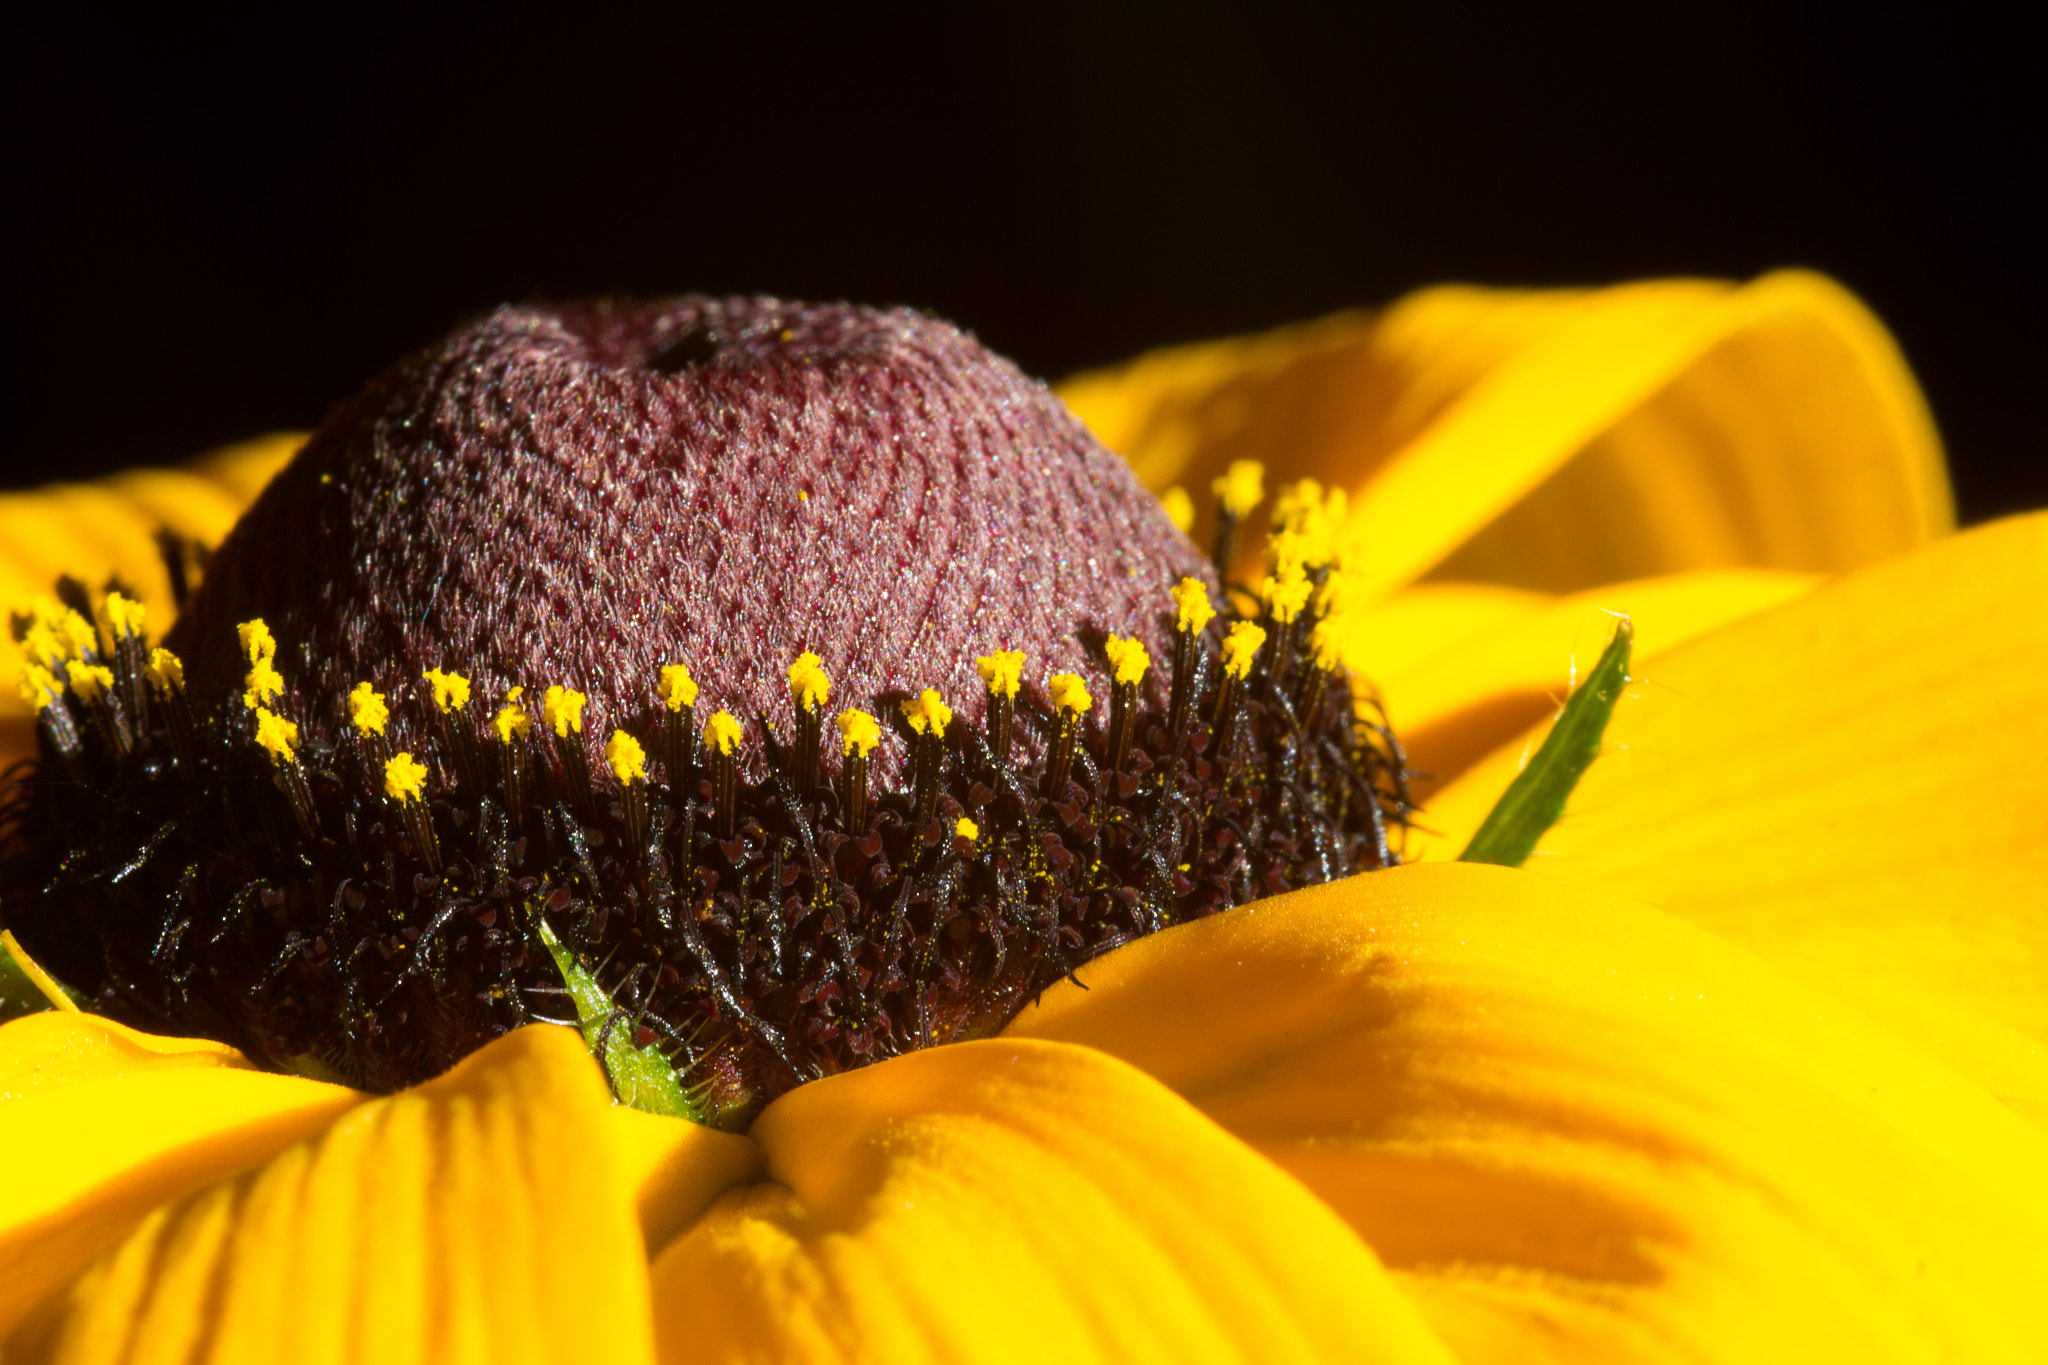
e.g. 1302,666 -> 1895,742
535,916 -> 705,1122
1459,616 -> 1633,869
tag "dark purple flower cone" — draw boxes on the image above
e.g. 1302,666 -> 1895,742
169,297 -> 1212,774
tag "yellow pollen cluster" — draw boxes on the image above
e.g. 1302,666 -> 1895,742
901,689 -> 952,737
1309,616 -> 1348,672
1213,459 -> 1265,517
1049,673 -> 1092,715
237,619 -> 276,666
1271,478 -> 1346,568
543,685 -> 586,738
494,688 -> 530,744
659,663 -> 699,712
1158,485 -> 1194,533
706,709 -> 743,756
975,651 -> 1026,699
66,660 -> 114,703
788,652 -> 831,713
1171,577 -> 1215,635
837,709 -> 881,757
605,729 -> 647,783
349,682 -> 390,736
101,591 -> 146,641
243,658 -> 284,711
1261,564 -> 1313,624
20,620 -> 65,672
56,608 -> 96,661
383,752 -> 429,804
423,668 -> 472,713
1222,621 -> 1267,679
955,816 -> 979,841
253,707 -> 299,764
146,648 -> 184,695
1104,635 -> 1151,686
17,664 -> 60,711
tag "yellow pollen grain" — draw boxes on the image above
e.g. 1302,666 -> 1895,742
837,709 -> 881,758
543,685 -> 586,738
788,651 -> 831,713
1105,635 -> 1151,686
706,709 -> 743,757
1049,673 -> 1092,716
243,658 -> 284,711
423,668 -> 472,713
384,752 -> 429,804
236,619 -> 277,666
955,816 -> 979,842
1222,621 -> 1267,679
349,682 -> 390,736
660,663 -> 699,712
1213,459 -> 1265,517
494,690 -> 531,744
254,707 -> 300,764
18,664 -> 60,711
605,729 -> 648,784
1158,485 -> 1195,533
101,591 -> 146,640
1171,578 -> 1216,635
901,688 -> 953,737
1261,564 -> 1313,624
146,648 -> 185,696
975,650 -> 1026,700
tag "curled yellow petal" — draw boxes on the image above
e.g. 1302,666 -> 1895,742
651,1038 -> 1453,1363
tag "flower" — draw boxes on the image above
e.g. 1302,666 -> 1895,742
4,271 -> 2046,1361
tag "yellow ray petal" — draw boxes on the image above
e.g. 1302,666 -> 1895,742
0,1013 -> 361,1337
649,1038 -> 1454,1365
1060,272 -> 1948,600
1008,864 -> 2048,1364
8,1025 -> 655,1365
1424,510 -> 2048,1117
1348,568 -> 1817,800
0,434 -> 301,774
606,1105 -> 764,1257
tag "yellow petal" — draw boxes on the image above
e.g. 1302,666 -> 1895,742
1060,272 -> 1948,599
649,1038 -> 1454,1364
1350,568 -> 1817,800
0,434 -> 301,773
606,1105 -> 764,1256
1008,864 -> 2048,1364
0,1013 -> 360,1337
8,1025 -> 655,1365
1425,510 -> 2048,1118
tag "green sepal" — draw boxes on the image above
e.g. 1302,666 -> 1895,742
1459,617 -> 1633,869
535,916 -> 704,1122
2,928 -> 88,1021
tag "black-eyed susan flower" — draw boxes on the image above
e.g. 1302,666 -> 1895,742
2,273 -> 2045,1362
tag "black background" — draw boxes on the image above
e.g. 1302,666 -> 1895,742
5,6 -> 2039,521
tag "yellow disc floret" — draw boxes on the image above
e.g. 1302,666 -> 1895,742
254,707 -> 300,764
494,688 -> 531,744
384,752 -> 430,804
837,708 -> 881,758
348,682 -> 390,735
900,688 -> 952,737
237,619 -> 277,665
145,648 -> 185,695
605,729 -> 648,784
66,660 -> 114,704
1104,635 -> 1151,686
706,709 -> 743,756
543,685 -> 586,738
1212,459 -> 1265,517
787,651 -> 831,713
1171,577 -> 1216,635
423,668 -> 472,713
975,650 -> 1026,699
1222,621 -> 1267,679
1049,673 -> 1093,715
17,664 -> 60,711
1158,485 -> 1194,533
659,663 -> 699,712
